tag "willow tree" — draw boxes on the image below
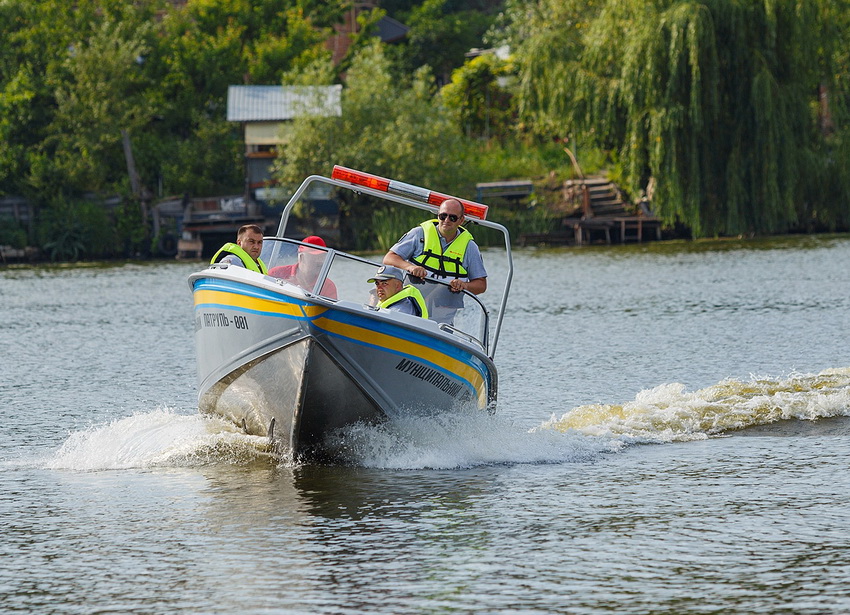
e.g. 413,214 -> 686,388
508,0 -> 850,236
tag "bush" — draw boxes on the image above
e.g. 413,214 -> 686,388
37,198 -> 118,261
0,215 -> 27,248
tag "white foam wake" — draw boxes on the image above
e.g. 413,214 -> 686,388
44,407 -> 275,471
38,367 -> 850,472
537,367 -> 850,442
325,411 -> 621,469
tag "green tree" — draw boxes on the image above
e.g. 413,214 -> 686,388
144,0 -> 344,197
392,0 -> 500,84
1,0 -> 409,258
46,19 -> 156,194
0,0 -> 347,200
507,0 -> 850,236
274,40 -> 471,248
276,40 -> 468,189
158,110 -> 244,196
0,0 -> 164,198
441,51 -> 515,140
0,69 -> 36,196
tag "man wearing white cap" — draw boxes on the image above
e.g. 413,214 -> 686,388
367,265 -> 428,318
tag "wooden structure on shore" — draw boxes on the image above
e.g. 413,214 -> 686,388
520,176 -> 662,247
151,194 -> 274,261
475,180 -> 534,203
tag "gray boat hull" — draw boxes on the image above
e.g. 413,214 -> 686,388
191,269 -> 495,461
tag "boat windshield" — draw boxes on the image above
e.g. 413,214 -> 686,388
263,169 -> 512,358
260,237 -> 490,348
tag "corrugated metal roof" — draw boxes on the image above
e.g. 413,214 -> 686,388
226,85 -> 342,122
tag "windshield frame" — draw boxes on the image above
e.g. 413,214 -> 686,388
273,174 -> 513,359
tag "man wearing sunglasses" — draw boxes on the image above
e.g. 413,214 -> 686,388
382,198 -> 487,296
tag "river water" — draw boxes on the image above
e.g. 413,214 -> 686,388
2,234 -> 849,614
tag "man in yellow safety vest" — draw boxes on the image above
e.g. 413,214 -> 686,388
367,265 -> 428,318
382,198 -> 487,295
210,224 -> 268,274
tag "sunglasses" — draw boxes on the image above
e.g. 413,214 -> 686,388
437,213 -> 460,222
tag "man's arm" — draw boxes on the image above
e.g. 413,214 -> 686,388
387,250 -> 487,294
219,254 -> 245,267
449,277 -> 486,295
383,250 -> 427,278
453,241 -> 487,294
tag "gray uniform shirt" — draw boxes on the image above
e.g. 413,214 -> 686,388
389,226 -> 487,282
218,254 -> 245,267
383,296 -> 418,316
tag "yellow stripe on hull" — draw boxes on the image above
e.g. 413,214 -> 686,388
194,288 -> 328,319
314,316 -> 488,407
193,286 -> 489,408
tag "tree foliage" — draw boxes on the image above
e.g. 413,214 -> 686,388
2,0 -> 848,257
441,52 -> 515,140
48,18 -> 156,194
0,0 -> 345,203
275,41 -> 468,190
0,0 -> 163,199
383,0 -> 502,85
274,41 -> 473,248
507,0 -> 850,236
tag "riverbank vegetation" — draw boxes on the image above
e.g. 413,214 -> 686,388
1,0 -> 849,260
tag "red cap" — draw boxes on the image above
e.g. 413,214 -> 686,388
298,235 -> 327,254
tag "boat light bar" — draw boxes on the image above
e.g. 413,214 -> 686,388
332,165 -> 489,221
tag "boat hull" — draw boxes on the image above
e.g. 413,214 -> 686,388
191,271 -> 496,460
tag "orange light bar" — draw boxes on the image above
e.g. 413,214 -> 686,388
427,191 -> 489,221
331,165 -> 489,220
331,166 -> 389,192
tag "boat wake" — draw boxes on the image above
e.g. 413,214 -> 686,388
43,408 -> 277,471
38,368 -> 850,471
538,367 -> 850,443
322,411 -> 617,469
39,407 -> 617,471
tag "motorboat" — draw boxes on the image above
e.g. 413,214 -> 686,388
188,166 -> 513,461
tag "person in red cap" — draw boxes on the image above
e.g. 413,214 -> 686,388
268,236 -> 337,299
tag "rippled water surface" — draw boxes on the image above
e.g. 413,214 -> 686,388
2,235 -> 850,614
